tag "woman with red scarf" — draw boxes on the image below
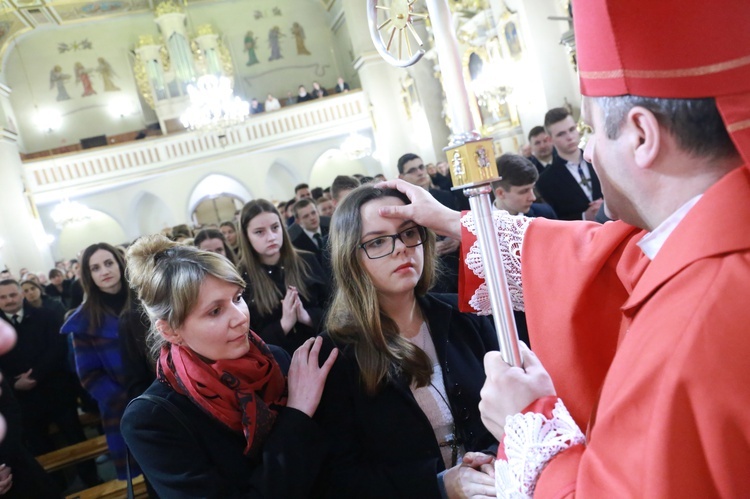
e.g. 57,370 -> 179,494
121,235 -> 337,498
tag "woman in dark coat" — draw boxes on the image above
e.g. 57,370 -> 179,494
121,235 -> 337,498
315,186 -> 499,498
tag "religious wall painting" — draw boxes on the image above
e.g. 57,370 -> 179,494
291,22 -> 311,55
268,26 -> 283,61
58,39 -> 93,54
96,57 -> 120,91
503,21 -> 521,60
244,31 -> 260,66
463,48 -> 513,134
54,0 -> 149,20
74,61 -> 97,97
50,65 -> 72,101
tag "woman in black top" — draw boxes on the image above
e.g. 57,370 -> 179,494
237,199 -> 329,354
121,235 -> 337,498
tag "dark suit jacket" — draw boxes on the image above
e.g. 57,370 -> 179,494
0,375 -> 61,498
315,294 -> 499,498
121,346 -> 327,499
289,217 -> 330,261
526,202 -> 557,219
0,303 -> 67,385
536,151 -> 602,221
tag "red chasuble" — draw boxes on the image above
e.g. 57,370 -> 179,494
490,165 -> 750,496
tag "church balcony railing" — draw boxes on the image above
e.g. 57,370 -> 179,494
24,90 -> 370,204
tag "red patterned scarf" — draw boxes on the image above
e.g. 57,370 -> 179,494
158,330 -> 287,456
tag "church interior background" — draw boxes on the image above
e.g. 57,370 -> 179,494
0,0 -> 580,271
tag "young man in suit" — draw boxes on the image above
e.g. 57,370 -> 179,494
527,126 -> 555,174
289,199 -> 332,279
536,107 -> 603,220
492,153 -> 557,220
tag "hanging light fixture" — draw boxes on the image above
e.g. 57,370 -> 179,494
50,199 -> 93,227
179,74 -> 249,133
341,132 -> 373,159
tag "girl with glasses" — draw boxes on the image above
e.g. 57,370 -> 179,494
315,186 -> 500,498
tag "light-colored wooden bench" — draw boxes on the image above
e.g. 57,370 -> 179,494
36,434 -> 108,472
65,475 -> 148,499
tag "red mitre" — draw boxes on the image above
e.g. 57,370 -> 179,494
572,0 -> 750,166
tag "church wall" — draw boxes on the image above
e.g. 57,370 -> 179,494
36,132 -> 381,260
3,0 -> 353,154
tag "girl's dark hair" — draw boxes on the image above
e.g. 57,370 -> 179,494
80,242 -> 129,334
193,229 -> 236,265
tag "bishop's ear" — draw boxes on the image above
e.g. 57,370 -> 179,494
627,106 -> 661,170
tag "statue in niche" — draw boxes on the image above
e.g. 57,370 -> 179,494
50,65 -> 71,101
268,26 -> 284,61
291,22 -> 311,55
74,62 -> 97,96
244,31 -> 260,66
96,57 -> 120,91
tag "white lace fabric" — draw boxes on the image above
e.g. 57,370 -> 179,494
495,399 -> 586,499
460,211 -> 531,315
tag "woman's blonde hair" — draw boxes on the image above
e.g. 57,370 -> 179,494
126,234 -> 245,358
325,186 -> 437,395
236,199 -> 312,316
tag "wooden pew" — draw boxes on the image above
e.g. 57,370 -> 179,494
36,434 -> 108,472
49,412 -> 102,435
65,475 -> 148,499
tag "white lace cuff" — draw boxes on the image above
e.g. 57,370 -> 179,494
461,210 -> 530,315
494,399 -> 585,499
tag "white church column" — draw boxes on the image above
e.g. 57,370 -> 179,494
0,84 -> 55,273
342,0 -> 442,176
493,0 -> 580,131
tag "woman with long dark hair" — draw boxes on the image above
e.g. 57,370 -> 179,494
61,243 -> 136,480
316,186 -> 499,498
236,199 -> 329,354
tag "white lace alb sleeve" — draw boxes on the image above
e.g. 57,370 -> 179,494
495,399 -> 586,499
460,210 -> 531,315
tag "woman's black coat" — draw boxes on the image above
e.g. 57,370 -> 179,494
314,293 -> 499,498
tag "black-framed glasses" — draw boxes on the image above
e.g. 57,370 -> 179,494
359,225 -> 427,259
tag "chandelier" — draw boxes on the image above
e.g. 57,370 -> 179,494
341,132 -> 373,159
180,75 -> 250,132
50,199 -> 93,227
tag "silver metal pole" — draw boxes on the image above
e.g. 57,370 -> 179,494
465,185 -> 523,367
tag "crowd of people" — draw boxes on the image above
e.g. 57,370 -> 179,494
249,77 -> 351,115
0,109 -> 638,497
1,0 -> 749,493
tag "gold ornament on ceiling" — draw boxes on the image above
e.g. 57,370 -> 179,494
154,0 -> 183,17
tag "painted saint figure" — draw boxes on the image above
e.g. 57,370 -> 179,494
268,26 -> 283,61
74,62 -> 97,97
291,22 -> 311,55
96,57 -> 120,92
244,31 -> 260,66
50,65 -> 71,101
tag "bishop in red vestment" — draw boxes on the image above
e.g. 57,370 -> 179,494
379,0 -> 750,495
